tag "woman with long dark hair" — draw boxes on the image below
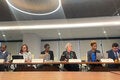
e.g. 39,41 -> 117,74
19,44 -> 32,62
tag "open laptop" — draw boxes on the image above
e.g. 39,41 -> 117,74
12,55 -> 23,60
96,53 -> 104,60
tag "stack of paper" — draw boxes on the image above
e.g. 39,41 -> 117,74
100,59 -> 114,62
0,59 -> 4,63
69,59 -> 81,63
32,59 -> 43,63
119,58 -> 120,61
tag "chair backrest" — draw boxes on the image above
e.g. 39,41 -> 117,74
31,54 -> 34,59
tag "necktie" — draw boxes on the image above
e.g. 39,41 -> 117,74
115,52 -> 118,59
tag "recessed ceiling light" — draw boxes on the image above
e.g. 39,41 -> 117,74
2,34 -> 6,37
6,0 -> 61,15
58,32 -> 61,36
117,13 -> 120,16
103,30 -> 106,34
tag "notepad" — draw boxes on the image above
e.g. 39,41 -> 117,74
100,59 -> 114,62
32,59 -> 43,63
0,59 -> 4,63
13,59 -> 25,63
69,59 -> 81,62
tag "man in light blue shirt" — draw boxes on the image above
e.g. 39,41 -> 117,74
0,44 -> 10,71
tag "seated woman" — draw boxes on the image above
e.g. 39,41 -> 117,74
19,44 -> 32,62
41,44 -> 54,61
39,44 -> 59,71
87,40 -> 101,62
15,44 -> 32,71
87,40 -> 102,70
60,43 -> 79,71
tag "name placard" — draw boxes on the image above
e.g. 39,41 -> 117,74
100,59 -> 114,62
0,59 -> 4,63
32,59 -> 43,63
13,59 -> 25,63
69,59 -> 81,63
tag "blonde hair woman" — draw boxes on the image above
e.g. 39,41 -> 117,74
60,43 -> 79,71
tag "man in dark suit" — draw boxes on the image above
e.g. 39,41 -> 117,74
107,43 -> 120,68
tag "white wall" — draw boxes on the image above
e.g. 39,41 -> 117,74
1,42 -> 22,55
23,33 -> 41,58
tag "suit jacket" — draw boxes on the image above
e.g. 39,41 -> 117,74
108,49 -> 120,60
107,49 -> 120,68
41,50 -> 54,60
87,50 -> 100,62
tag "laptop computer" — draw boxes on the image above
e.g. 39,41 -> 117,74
12,55 -> 24,60
96,53 -> 104,60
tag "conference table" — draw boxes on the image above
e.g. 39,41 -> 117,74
0,72 -> 120,80
1,61 -> 120,64
1,61 -> 120,71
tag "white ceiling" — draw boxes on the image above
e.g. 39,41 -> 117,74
0,26 -> 119,41
0,17 -> 120,40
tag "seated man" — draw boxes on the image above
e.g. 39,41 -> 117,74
107,43 -> 120,68
60,43 -> 79,71
0,44 -> 11,71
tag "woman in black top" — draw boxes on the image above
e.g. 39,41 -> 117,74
60,43 -> 79,71
39,44 -> 59,70
41,44 -> 54,61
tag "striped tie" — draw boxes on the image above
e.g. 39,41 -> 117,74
115,52 -> 118,59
